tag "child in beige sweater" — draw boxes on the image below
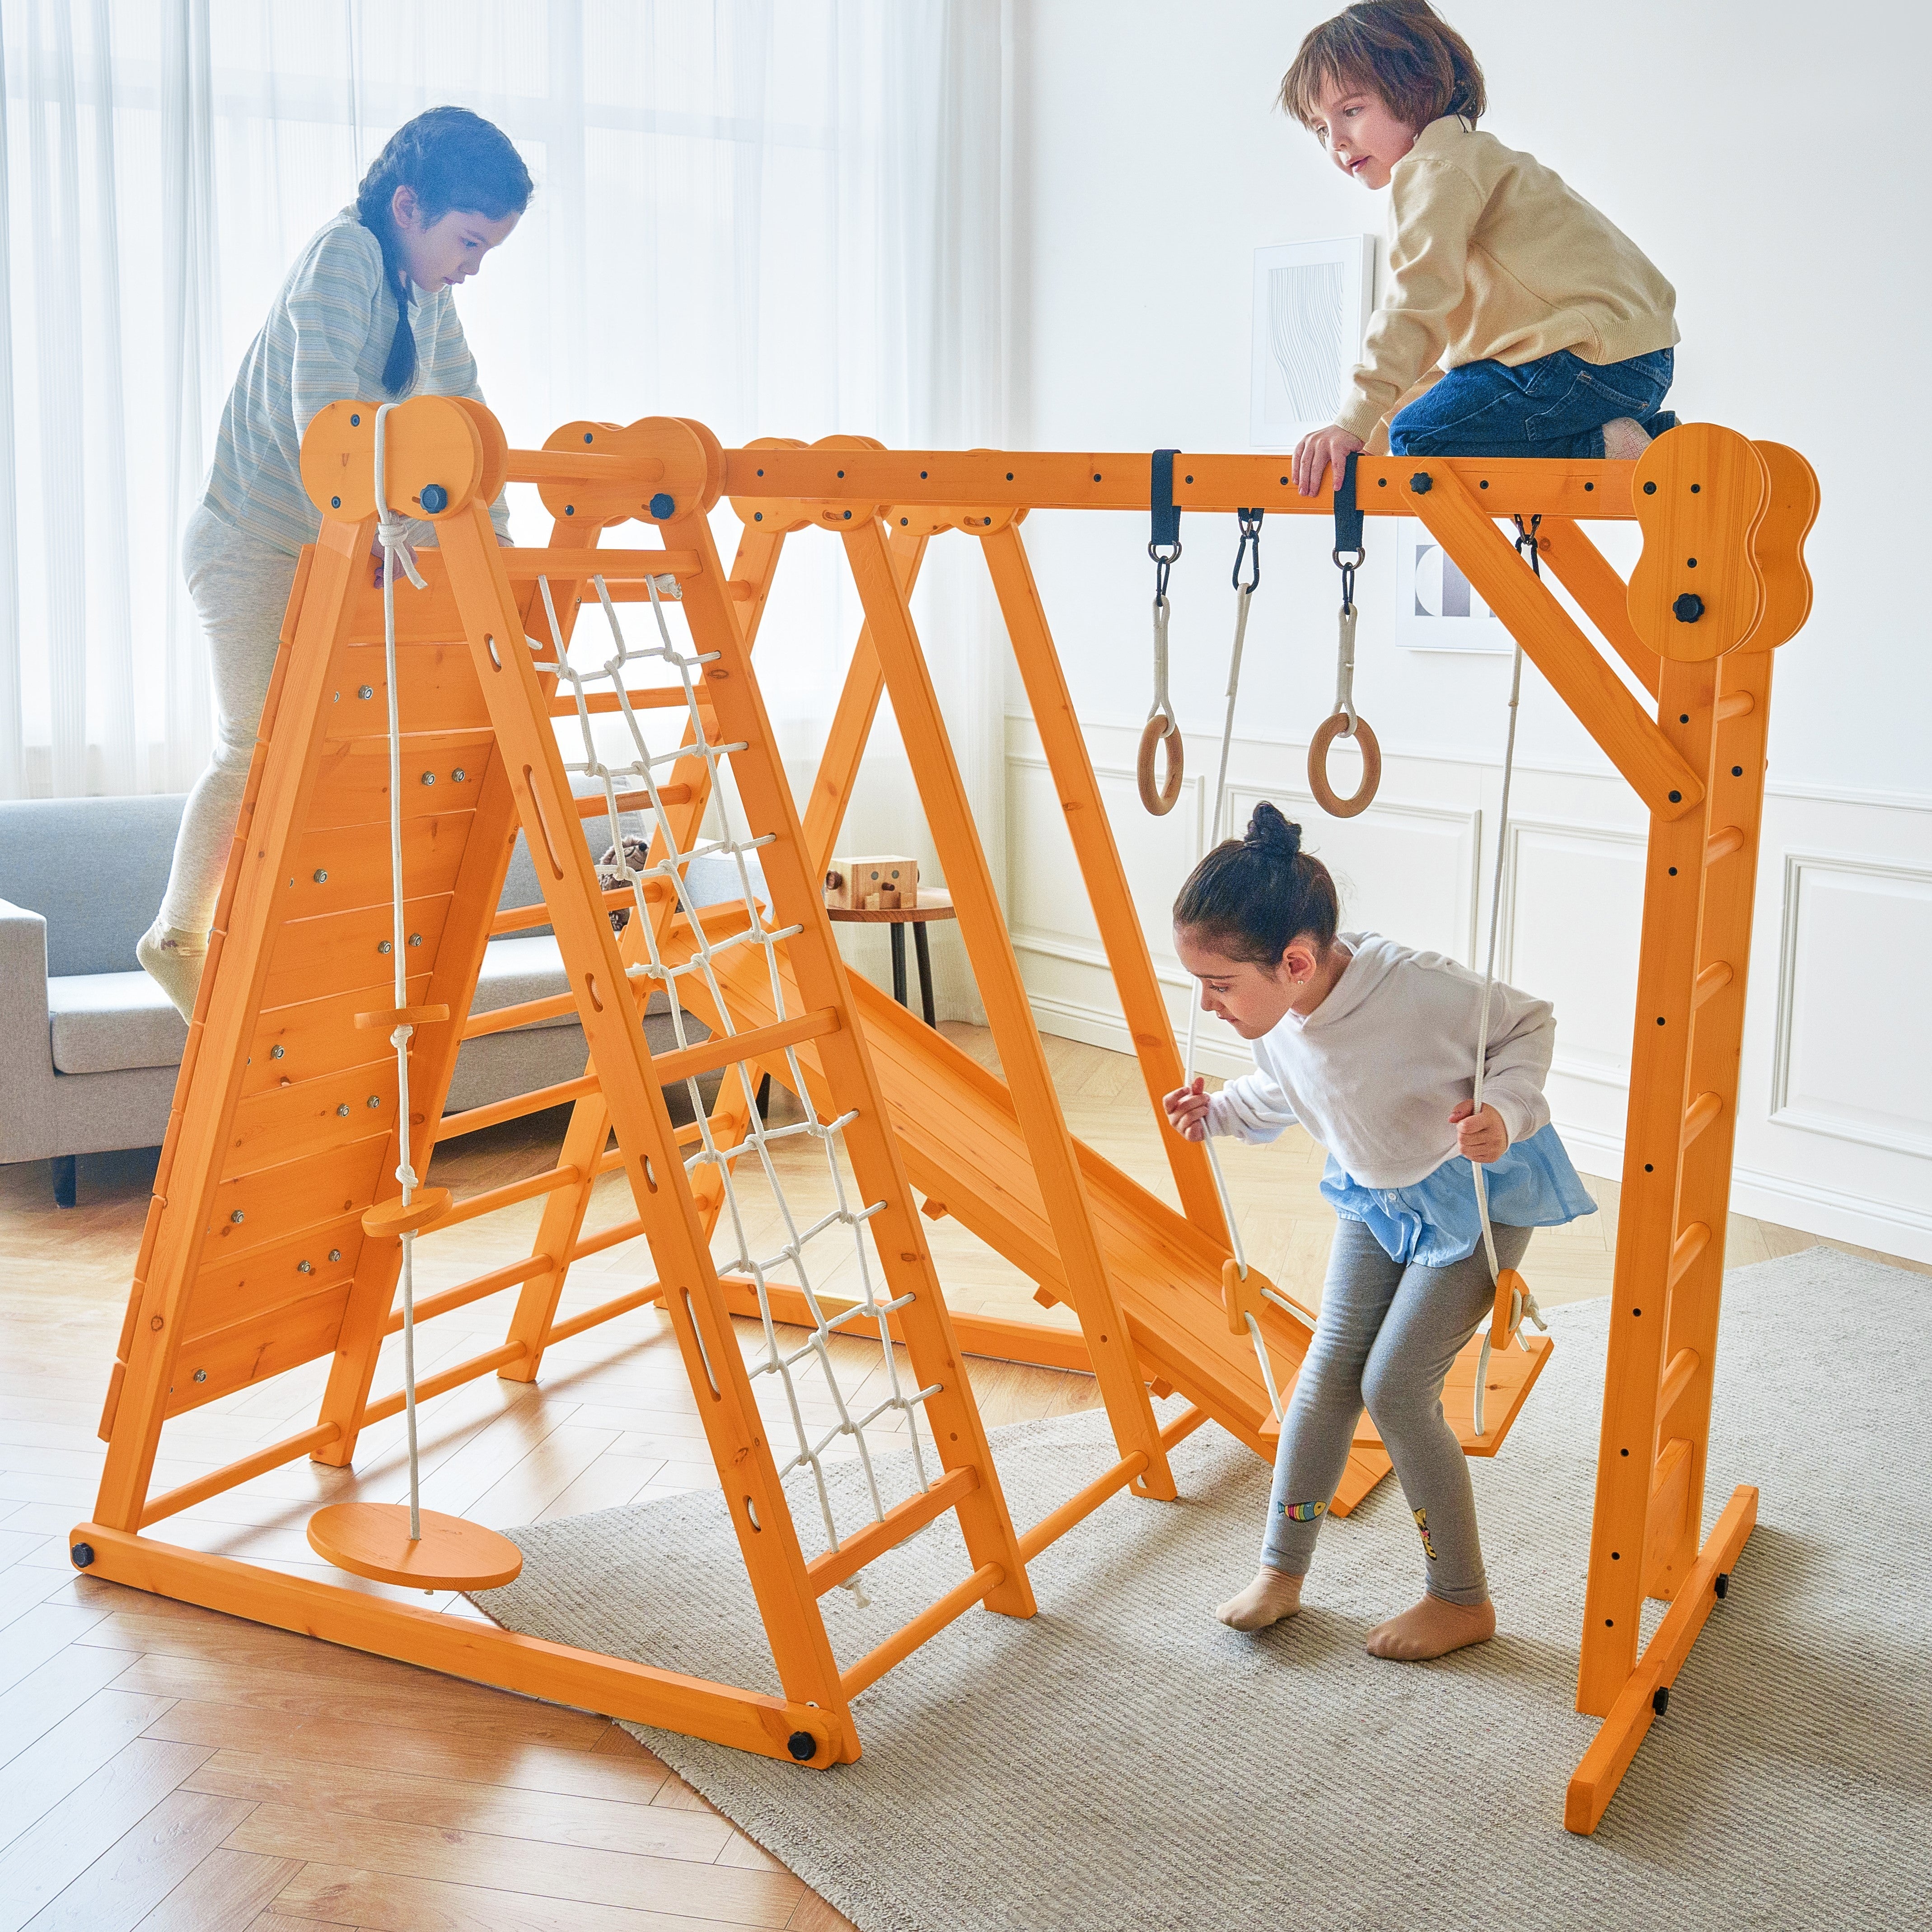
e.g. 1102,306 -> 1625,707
1283,0 -> 1680,496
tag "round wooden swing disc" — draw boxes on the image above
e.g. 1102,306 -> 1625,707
306,1502 -> 524,1591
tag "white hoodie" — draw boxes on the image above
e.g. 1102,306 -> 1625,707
1204,932 -> 1556,1189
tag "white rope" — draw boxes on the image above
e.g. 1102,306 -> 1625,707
373,403 -> 426,1540
547,567 -> 940,1589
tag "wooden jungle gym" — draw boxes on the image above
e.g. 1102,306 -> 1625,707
71,398 -> 1815,1836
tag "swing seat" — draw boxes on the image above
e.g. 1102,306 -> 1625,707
307,1501 -> 524,1591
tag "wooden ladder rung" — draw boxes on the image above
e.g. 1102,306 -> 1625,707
1656,1347 -> 1701,1420
1692,961 -> 1734,1009
1667,1221 -> 1711,1287
574,784 -> 691,817
806,1467 -> 978,1595
491,887 -> 641,937
650,1009 -> 841,1089
438,1074 -> 601,1141
1715,691 -> 1755,720
1704,825 -> 1746,864
1681,1091 -> 1722,1149
355,1003 -> 451,1029
549,688 -> 716,717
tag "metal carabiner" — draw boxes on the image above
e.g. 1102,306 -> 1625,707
1231,508 -> 1263,594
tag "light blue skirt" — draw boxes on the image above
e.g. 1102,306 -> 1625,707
1319,1122 -> 1598,1267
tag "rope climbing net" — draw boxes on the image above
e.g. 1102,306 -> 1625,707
537,570 -> 941,1565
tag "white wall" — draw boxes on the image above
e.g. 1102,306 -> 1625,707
999,0 -> 1932,1259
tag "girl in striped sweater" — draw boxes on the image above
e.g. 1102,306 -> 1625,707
139,106 -> 531,1019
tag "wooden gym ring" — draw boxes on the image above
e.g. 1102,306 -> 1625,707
1137,716 -> 1184,815
1306,711 -> 1382,819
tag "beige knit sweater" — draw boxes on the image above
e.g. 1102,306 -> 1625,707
1338,116 -> 1679,444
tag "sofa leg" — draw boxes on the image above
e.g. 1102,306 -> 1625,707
51,1154 -> 77,1209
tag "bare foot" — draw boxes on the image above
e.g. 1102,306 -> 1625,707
1216,1566 -> 1304,1632
1601,416 -> 1652,462
1365,1594 -> 1496,1660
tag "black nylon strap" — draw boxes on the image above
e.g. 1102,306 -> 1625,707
1150,449 -> 1181,552
1333,449 -> 1364,558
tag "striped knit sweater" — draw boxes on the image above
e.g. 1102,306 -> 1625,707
202,208 -> 511,557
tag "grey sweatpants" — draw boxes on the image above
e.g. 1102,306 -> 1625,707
155,506 -> 300,938
1262,1215 -> 1532,1606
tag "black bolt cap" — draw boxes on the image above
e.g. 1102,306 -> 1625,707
1409,472 -> 1433,494
419,483 -> 449,514
1714,1571 -> 1730,1599
1673,592 -> 1705,623
786,1730 -> 817,1761
71,1543 -> 95,1569
1652,1684 -> 1670,1717
649,492 -> 676,519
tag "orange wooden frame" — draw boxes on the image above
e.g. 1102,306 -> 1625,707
76,405 -> 1814,1837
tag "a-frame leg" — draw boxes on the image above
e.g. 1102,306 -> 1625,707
839,516 -> 1178,1501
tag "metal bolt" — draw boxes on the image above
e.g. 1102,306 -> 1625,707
313,869 -> 328,884
358,685 -> 374,700
337,1104 -> 350,1117
407,932 -> 422,947
193,1368 -> 207,1383
367,1095 -> 381,1109
421,771 -> 435,786
270,1044 -> 285,1059
298,1260 -> 313,1273
328,1249 -> 342,1263
452,767 -> 466,783
379,940 -> 393,954
229,1210 -> 245,1223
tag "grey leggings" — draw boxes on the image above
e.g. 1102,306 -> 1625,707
155,506 -> 300,937
1263,1215 -> 1532,1606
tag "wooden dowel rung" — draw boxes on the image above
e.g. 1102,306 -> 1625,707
356,1004 -> 450,1029
139,1422 -> 342,1528
650,1008 -> 840,1089
490,887 -> 641,937
360,1341 -> 529,1426
498,543 -> 701,579
1715,692 -> 1755,720
1656,1346 -> 1701,1420
544,1280 -> 667,1345
807,1468 -> 978,1594
431,1164 -> 583,1231
1667,1221 -> 1711,1288
1704,825 -> 1746,865
565,1216 -> 646,1263
839,1561 -> 1006,1700
1680,1092 -> 1722,1150
574,785 -> 691,818
1158,1403 -> 1212,1451
548,688 -> 716,716
1693,961 -> 1734,1009
1016,1450 -> 1150,1564
438,1074 -> 601,1141
384,1253 -> 554,1335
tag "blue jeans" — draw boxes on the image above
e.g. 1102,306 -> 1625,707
1389,346 -> 1675,460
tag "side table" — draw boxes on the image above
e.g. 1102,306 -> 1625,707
824,889 -> 956,1027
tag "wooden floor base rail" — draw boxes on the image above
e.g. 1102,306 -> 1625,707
430,1164 -> 584,1231
566,1216 -> 647,1263
544,1279 -> 668,1345
360,1341 -> 529,1426
138,1422 -> 343,1528
1016,1450 -> 1150,1563
1566,1484 -> 1758,1833
839,1560 -> 1007,1700
806,1467 -> 979,1595
64,1526 -> 841,1766
1681,1091 -> 1723,1149
1693,961 -> 1734,1008
1667,1222 -> 1712,1288
385,1253 -> 554,1336
439,1074 -> 602,1141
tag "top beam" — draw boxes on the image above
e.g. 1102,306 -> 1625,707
709,450 -> 1635,519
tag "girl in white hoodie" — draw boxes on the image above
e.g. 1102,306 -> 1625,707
1164,802 -> 1594,1660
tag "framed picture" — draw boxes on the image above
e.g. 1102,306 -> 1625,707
1393,516 -> 1512,652
1249,235 -> 1376,448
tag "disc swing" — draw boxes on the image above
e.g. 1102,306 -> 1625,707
1306,452 -> 1382,819
305,405 -> 524,1593
1137,448 -> 1186,815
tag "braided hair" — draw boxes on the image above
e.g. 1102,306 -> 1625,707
1172,801 -> 1340,965
355,107 -> 533,395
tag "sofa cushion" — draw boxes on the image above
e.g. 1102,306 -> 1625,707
48,971 -> 190,1075
0,795 -> 187,978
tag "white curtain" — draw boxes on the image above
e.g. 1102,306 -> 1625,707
0,0 -> 1014,921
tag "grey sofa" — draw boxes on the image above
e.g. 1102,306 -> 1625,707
0,791 -> 737,1204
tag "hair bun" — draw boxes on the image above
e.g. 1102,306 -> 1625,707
1242,801 -> 1303,861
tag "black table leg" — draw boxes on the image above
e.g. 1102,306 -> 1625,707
756,1072 -> 772,1120
890,922 -> 908,1006
913,922 -> 936,1028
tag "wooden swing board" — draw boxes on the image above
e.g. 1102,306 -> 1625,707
1565,1483 -> 1758,1834
63,1524 -> 846,1767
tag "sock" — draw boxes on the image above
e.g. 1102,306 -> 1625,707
138,921 -> 208,1023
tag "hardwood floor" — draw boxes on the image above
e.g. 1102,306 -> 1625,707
0,1024 -> 1919,1929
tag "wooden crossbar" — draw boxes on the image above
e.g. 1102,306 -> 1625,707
139,1422 -> 343,1529
360,1341 -> 529,1427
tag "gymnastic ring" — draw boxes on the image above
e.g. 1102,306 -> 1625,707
1137,716 -> 1184,815
1306,711 -> 1382,818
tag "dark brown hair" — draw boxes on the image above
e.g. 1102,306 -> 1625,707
1173,803 -> 1339,966
1279,0 -> 1486,135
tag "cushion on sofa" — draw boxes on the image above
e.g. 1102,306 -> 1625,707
47,972 -> 191,1075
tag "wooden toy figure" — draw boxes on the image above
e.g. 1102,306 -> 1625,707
825,856 -> 919,911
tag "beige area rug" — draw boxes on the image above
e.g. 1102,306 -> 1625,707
474,1251 -> 1932,1931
